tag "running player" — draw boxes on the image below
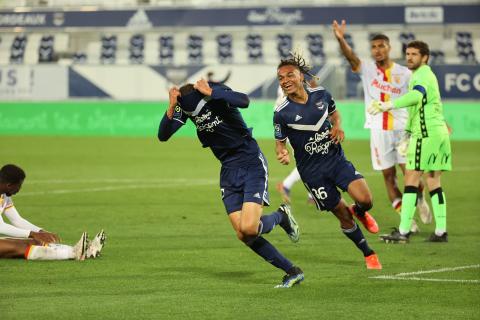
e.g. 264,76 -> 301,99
0,164 -> 106,260
332,20 -> 431,232
274,53 -> 382,269
158,79 -> 303,288
275,83 -> 314,204
368,41 -> 451,243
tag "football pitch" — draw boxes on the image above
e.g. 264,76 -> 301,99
1,136 -> 479,319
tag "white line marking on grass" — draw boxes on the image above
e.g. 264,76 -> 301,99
370,265 -> 480,284
24,166 -> 480,185
20,179 -> 218,196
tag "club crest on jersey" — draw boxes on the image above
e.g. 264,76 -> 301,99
315,101 -> 326,111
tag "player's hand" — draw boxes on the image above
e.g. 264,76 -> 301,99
367,100 -> 393,115
330,125 -> 345,144
276,149 -> 290,165
396,132 -> 411,157
194,78 -> 213,96
332,19 -> 347,39
167,86 -> 180,119
29,231 -> 60,244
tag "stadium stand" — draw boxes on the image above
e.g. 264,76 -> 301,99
159,35 -> 174,64
456,32 -> 477,63
129,34 -> 145,64
187,34 -> 203,64
217,33 -> 233,63
38,35 -> 55,63
10,34 -> 27,63
246,34 -> 263,63
100,35 -> 117,64
277,34 -> 293,60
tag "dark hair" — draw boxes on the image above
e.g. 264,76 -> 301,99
407,40 -> 430,57
179,83 -> 195,97
277,51 -> 317,81
371,34 -> 390,43
0,164 -> 26,184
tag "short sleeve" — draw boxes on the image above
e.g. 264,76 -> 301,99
273,111 -> 288,141
326,91 -> 337,114
172,105 -> 188,124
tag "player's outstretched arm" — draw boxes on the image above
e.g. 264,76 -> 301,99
195,78 -> 250,108
332,19 -> 361,72
275,140 -> 290,165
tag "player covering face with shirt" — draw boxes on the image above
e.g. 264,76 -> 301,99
274,53 -> 382,270
158,79 -> 304,288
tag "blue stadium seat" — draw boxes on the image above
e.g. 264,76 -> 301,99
100,35 -> 117,64
277,34 -> 292,59
38,35 -> 55,63
398,32 -> 415,58
73,51 -> 87,64
10,34 -> 27,63
187,35 -> 203,64
129,34 -> 145,64
306,33 -> 325,64
430,50 -> 445,65
246,34 -> 263,63
456,32 -> 477,64
159,35 -> 174,64
216,33 -> 232,63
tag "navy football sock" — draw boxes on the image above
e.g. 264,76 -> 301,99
342,223 -> 374,257
259,211 -> 283,234
248,236 -> 293,272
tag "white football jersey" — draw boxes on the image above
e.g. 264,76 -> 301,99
358,59 -> 411,130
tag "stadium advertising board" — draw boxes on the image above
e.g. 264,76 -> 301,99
432,65 -> 480,99
0,5 -> 478,28
0,65 -> 67,100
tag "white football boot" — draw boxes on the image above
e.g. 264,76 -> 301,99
73,232 -> 88,261
86,229 -> 106,259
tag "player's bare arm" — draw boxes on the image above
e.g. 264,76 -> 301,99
329,111 -> 345,144
194,78 -> 213,96
332,20 -> 361,72
29,230 -> 59,244
275,140 -> 290,165
166,86 -> 180,119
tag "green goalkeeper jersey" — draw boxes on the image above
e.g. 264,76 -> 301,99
393,64 -> 448,138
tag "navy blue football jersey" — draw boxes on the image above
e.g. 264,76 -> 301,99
273,86 -> 345,180
158,83 -> 260,167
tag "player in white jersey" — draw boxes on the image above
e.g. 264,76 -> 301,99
274,83 -> 315,204
0,164 -> 105,260
333,20 -> 431,232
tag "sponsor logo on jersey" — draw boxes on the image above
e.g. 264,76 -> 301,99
370,78 -> 401,95
194,110 -> 223,132
304,129 -> 332,155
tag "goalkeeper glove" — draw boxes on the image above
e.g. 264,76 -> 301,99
367,100 -> 393,115
396,132 -> 411,157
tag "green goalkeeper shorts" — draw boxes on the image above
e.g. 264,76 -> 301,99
406,134 -> 452,172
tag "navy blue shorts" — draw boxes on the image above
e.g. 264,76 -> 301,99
220,152 -> 270,214
302,158 -> 363,211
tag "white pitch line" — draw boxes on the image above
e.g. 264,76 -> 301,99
370,265 -> 480,284
20,180 -> 218,196
26,166 -> 480,184
392,264 -> 480,277
372,276 -> 480,284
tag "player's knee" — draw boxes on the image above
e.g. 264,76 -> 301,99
356,195 -> 373,211
239,224 -> 259,238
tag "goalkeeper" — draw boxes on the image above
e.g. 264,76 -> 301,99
368,40 -> 451,243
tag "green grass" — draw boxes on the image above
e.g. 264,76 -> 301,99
1,136 -> 479,319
